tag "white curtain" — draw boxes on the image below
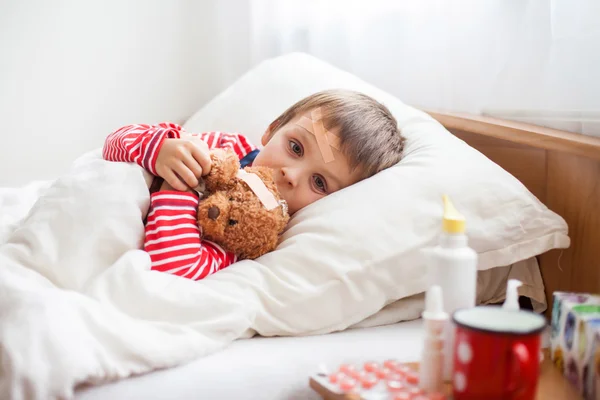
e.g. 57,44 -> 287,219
214,0 -> 600,137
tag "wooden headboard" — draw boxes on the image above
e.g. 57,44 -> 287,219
427,111 -> 600,318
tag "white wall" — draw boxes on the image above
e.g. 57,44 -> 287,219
0,0 -> 237,186
7,0 -> 596,188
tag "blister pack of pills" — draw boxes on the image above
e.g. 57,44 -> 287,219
309,359 -> 448,400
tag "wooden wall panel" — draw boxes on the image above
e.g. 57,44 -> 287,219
540,152 -> 600,316
453,130 -> 547,203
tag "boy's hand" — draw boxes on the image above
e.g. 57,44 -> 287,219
155,137 -> 211,191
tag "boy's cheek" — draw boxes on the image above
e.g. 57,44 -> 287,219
283,193 -> 310,216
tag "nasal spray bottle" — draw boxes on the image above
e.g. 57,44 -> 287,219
503,279 -> 523,311
502,279 -> 545,363
427,195 -> 478,382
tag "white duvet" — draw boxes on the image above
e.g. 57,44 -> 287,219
0,150 -> 424,400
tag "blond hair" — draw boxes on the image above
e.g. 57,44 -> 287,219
269,89 -> 404,179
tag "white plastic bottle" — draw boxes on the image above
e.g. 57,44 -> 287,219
420,285 -> 449,394
426,195 -> 478,382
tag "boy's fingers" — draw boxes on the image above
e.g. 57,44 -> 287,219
181,152 -> 204,180
190,146 -> 212,176
163,169 -> 188,192
174,162 -> 199,188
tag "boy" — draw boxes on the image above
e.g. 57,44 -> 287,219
103,89 -> 405,281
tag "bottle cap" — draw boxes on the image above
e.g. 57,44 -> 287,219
422,285 -> 449,321
502,279 -> 523,311
442,195 -> 466,234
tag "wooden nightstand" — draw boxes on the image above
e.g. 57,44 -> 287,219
309,349 -> 582,399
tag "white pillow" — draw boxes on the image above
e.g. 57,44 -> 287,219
183,53 -> 569,335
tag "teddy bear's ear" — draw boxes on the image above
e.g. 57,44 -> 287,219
204,149 -> 240,191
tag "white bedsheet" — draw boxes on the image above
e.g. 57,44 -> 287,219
74,318 -> 552,400
76,320 -> 426,400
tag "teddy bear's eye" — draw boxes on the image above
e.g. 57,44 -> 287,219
228,219 -> 238,226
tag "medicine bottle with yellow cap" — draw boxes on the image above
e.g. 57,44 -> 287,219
426,195 -> 478,382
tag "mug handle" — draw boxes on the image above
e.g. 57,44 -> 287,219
507,342 -> 534,398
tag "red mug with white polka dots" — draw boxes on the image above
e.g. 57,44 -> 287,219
451,306 -> 546,400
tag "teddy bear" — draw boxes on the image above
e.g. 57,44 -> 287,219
194,148 -> 290,260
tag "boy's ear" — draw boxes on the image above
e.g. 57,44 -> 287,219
261,118 -> 281,145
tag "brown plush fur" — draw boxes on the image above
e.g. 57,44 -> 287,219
197,149 -> 290,260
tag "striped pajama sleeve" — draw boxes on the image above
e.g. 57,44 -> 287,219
102,122 -> 184,175
144,191 -> 237,280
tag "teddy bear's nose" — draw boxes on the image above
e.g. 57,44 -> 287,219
208,206 -> 220,220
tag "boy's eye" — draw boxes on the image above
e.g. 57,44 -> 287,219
288,140 -> 303,156
312,175 -> 327,193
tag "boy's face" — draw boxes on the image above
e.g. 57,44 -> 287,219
253,110 -> 363,215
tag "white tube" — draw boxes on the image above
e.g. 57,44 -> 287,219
420,285 -> 449,393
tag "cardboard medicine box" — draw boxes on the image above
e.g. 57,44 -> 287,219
550,291 -> 600,400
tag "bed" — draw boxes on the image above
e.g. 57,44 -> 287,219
72,111 -> 600,400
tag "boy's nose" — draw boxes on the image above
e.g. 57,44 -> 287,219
280,167 -> 298,188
